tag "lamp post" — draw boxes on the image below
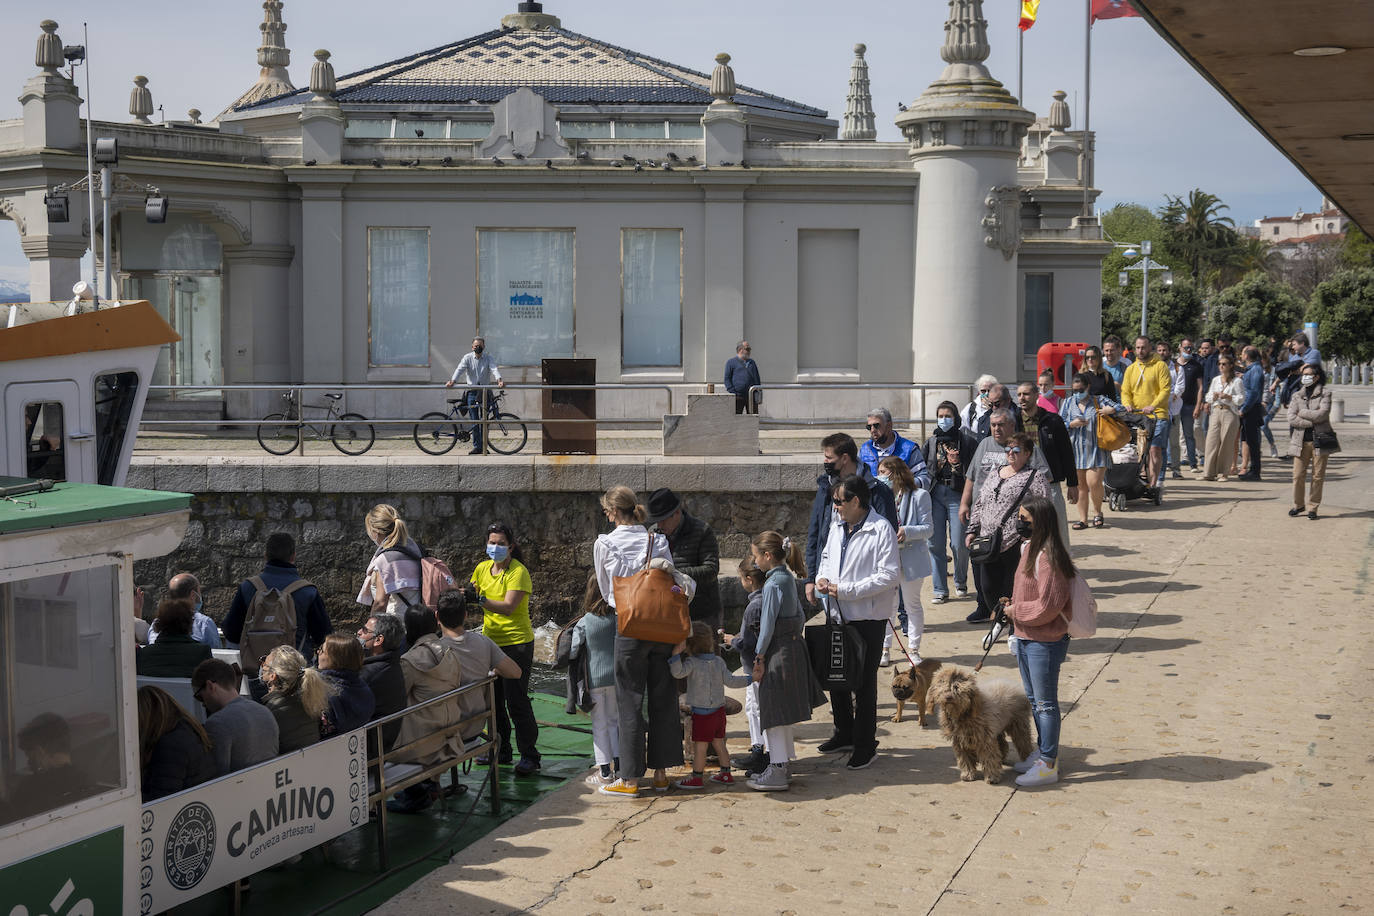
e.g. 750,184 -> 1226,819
1116,240 -> 1173,338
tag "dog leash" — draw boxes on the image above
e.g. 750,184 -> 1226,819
887,619 -> 920,669
973,612 -> 1009,672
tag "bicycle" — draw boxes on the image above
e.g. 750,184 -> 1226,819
257,390 -> 376,456
413,389 -> 528,455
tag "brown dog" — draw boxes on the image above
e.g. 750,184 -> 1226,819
890,658 -> 942,725
930,664 -> 1034,784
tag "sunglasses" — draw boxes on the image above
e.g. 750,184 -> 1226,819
831,494 -> 853,506
865,423 -> 883,430
1007,447 -> 1023,456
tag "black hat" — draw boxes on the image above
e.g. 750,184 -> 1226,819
644,488 -> 682,524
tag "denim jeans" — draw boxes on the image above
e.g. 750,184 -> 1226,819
1014,635 -> 1070,762
928,483 -> 967,597
1180,409 -> 1199,466
461,389 -> 485,450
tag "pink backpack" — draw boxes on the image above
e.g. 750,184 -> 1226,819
386,545 -> 458,608
1062,574 -> 1098,638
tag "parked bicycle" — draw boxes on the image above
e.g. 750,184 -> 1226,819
413,390 -> 528,455
257,390 -> 376,455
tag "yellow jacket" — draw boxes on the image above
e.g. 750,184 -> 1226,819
1120,355 -> 1172,420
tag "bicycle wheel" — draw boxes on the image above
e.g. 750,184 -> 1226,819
485,412 -> 528,455
331,412 -> 375,455
413,412 -> 460,455
257,413 -> 299,455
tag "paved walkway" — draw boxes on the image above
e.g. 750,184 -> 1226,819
369,416 -> 1374,915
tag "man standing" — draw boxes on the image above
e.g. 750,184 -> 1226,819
805,433 -> 897,607
1120,335 -> 1172,489
1101,335 -> 1133,387
154,573 -> 221,649
192,659 -> 279,776
961,375 -> 999,431
723,340 -> 762,415
1157,341 -> 1186,481
358,613 -> 408,753
859,407 -> 931,488
1238,345 -> 1266,481
813,475 -> 899,771
223,532 -> 333,674
445,336 -> 506,455
1014,383 -> 1079,545
1178,338 -> 1204,471
645,488 -> 722,630
974,384 -> 1014,439
959,408 -> 1015,623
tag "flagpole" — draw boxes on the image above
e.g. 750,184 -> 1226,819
1081,0 -> 1092,218
1018,29 -> 1024,102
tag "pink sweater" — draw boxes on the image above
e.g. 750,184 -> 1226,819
1008,551 -> 1071,641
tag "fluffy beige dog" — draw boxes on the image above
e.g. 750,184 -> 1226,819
931,664 -> 1034,784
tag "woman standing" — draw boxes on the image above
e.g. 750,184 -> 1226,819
745,531 -> 818,792
356,504 -> 422,614
1288,364 -> 1339,520
1080,346 -> 1119,401
965,433 -> 1050,615
1059,371 -> 1123,530
259,646 -> 331,753
877,457 -> 933,665
471,522 -> 540,776
1002,496 -> 1074,788
593,486 -> 677,799
921,401 -> 978,604
1201,354 -> 1244,481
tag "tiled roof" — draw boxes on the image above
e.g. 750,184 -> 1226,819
235,26 -> 827,118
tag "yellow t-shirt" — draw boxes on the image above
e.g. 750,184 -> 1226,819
471,559 -> 534,646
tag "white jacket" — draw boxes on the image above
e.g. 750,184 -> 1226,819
593,525 -> 671,609
816,508 -> 900,622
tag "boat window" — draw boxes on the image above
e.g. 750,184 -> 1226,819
95,372 -> 140,486
0,565 -> 124,828
22,402 -> 65,482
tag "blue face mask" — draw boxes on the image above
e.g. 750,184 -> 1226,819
486,543 -> 509,563
1075,391 -> 1090,402
194,597 -> 203,614
937,416 -> 955,432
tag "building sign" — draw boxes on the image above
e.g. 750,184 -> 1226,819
478,229 -> 574,366
137,729 -> 369,913
0,826 -> 123,914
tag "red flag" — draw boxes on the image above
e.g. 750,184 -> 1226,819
1091,0 -> 1140,21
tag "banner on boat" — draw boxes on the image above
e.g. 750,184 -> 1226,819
138,728 -> 369,913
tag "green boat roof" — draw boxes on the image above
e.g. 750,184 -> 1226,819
0,476 -> 191,536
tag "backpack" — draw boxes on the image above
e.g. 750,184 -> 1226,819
552,613 -> 585,670
1062,574 -> 1098,638
385,544 -> 458,608
239,576 -> 309,669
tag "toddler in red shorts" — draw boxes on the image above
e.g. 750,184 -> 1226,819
669,621 -> 751,788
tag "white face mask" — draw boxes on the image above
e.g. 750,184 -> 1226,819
1302,375 -> 1317,387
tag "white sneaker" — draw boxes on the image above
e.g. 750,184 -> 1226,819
584,771 -> 615,787
1014,758 -> 1059,787
747,763 -> 790,791
955,587 -> 969,599
879,648 -> 891,667
1012,750 -> 1042,774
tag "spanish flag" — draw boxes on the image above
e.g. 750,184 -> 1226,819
1019,0 -> 1041,31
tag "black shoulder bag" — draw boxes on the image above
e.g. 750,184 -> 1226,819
967,472 -> 1035,566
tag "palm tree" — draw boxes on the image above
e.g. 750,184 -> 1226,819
1159,190 -> 1236,285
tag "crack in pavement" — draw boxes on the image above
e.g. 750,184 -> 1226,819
526,797 -> 685,912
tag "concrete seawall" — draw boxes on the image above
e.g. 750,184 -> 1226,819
126,455 -> 821,627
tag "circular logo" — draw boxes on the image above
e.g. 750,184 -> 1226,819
164,802 -> 217,891
348,734 -> 359,753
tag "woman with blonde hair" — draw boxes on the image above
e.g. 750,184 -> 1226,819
260,646 -> 333,752
138,685 -> 216,801
317,633 -> 375,739
593,485 -> 676,799
356,504 -> 423,614
877,457 -> 934,665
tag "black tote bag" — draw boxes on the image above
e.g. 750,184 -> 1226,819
805,619 -> 865,692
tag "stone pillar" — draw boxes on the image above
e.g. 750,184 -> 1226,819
702,53 -> 746,166
700,177 -> 753,383
19,21 -> 82,150
293,177 -> 346,382
23,234 -> 87,302
300,50 -> 345,165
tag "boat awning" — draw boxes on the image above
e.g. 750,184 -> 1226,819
0,300 -> 179,364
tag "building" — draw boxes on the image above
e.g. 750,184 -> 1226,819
1244,198 -> 1351,242
0,1 -> 1108,423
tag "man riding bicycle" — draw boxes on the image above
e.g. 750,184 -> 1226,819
445,336 -> 505,455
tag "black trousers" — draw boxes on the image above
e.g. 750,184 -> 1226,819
614,634 -> 684,778
826,618 -> 887,755
1240,405 -> 1264,477
974,547 -> 1020,623
734,394 -> 757,415
494,640 -> 540,762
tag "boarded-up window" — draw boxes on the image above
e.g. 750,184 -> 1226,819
797,230 -> 859,371
1023,273 -> 1054,362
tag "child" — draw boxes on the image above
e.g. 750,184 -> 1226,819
723,559 -> 768,776
669,621 -> 750,788
572,573 -> 620,787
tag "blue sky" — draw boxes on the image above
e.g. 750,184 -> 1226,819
0,0 -> 1322,286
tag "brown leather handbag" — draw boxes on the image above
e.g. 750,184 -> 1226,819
613,533 -> 691,643
1096,411 -> 1130,452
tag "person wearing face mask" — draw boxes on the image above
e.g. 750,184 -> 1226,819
1176,338 -> 1204,471
965,432 -> 1050,626
1287,364 -> 1339,520
1156,341 -> 1186,482
155,572 -> 222,649
804,433 -> 898,607
922,401 -> 979,604
445,336 -> 506,455
357,613 -> 407,754
1059,372 -> 1123,529
470,521 -> 540,776
961,374 -> 1000,431
1035,370 -> 1061,413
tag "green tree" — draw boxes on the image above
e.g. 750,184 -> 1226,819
1306,268 -> 1374,363
1101,203 -> 1171,290
1340,226 -> 1374,270
1103,280 -> 1204,345
1159,189 -> 1236,285
1204,271 -> 1304,344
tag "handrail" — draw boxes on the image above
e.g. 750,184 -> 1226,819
748,381 -> 977,442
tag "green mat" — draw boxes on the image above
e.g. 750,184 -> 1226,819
171,693 -> 592,915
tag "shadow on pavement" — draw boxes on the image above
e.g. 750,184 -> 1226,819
1057,751 -> 1272,783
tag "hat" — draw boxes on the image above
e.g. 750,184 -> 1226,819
644,488 -> 682,524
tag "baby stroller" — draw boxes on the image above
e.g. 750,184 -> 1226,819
1105,413 -> 1162,510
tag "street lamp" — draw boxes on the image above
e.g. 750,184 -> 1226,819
1115,240 -> 1172,338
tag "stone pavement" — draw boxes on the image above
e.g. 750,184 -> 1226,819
378,425 -> 1373,915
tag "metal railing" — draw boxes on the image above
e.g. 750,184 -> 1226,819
748,382 -> 977,441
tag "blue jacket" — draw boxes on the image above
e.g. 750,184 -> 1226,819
723,356 -> 762,397
320,669 -> 376,738
859,433 -> 932,489
1241,362 -> 1265,413
805,462 -> 896,585
223,561 -> 333,657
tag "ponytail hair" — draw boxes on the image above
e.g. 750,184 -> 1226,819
600,486 -> 647,525
366,503 -> 409,551
737,557 -> 766,592
751,530 -> 805,579
261,646 -> 335,720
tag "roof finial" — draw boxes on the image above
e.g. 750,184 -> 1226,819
502,1 -> 561,29
710,53 -> 736,103
841,43 -> 877,141
309,49 -> 336,97
36,20 -> 64,71
187,108 -> 203,125
941,0 -> 992,75
1048,90 -> 1070,132
130,76 -> 154,124
257,1 -> 292,75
